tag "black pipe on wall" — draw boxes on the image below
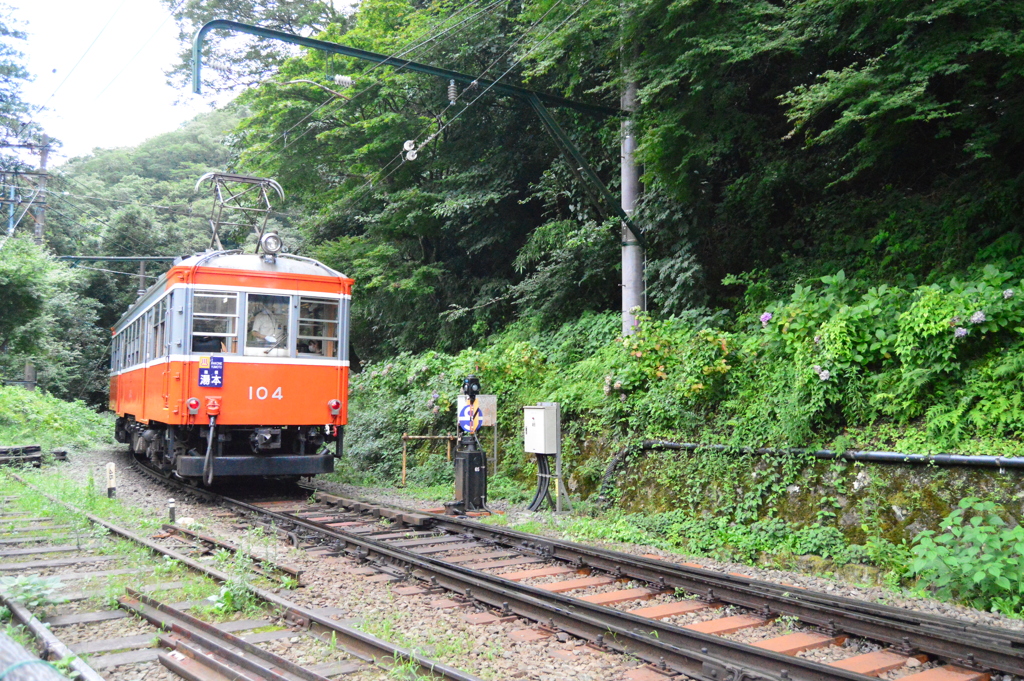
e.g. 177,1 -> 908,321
642,440 -> 1024,470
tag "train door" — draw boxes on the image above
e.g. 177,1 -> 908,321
140,307 -> 152,420
154,295 -> 170,415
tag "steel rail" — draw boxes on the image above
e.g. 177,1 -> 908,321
315,491 -> 1024,676
208,495 -> 887,681
0,596 -> 106,681
8,474 -> 482,681
411,508 -> 1024,671
122,464 -> 1022,679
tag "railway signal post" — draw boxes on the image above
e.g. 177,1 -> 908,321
445,375 -> 489,515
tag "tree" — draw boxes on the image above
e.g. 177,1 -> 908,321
0,237 -> 49,347
0,6 -> 42,149
164,0 -> 350,93
0,237 -> 104,402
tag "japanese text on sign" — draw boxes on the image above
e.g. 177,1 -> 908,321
198,356 -> 224,387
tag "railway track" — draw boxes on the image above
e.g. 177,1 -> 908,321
0,480 -> 481,681
123,464 -> 1024,681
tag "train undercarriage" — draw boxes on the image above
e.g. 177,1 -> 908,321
115,416 -> 336,483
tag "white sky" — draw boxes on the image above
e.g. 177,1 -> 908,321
10,0 -> 234,165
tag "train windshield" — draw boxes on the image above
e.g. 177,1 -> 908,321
298,297 -> 339,359
245,294 -> 290,357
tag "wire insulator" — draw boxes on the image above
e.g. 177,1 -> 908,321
448,79 -> 457,105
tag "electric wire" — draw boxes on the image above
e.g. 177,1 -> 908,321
95,0 -> 186,99
24,0 -> 131,125
70,264 -> 161,279
415,0 -> 589,156
333,0 -> 583,210
272,0 -> 505,151
46,204 -> 159,257
271,0 -> 497,149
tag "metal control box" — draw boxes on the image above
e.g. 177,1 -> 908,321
523,404 -> 559,454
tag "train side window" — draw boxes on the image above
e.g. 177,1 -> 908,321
151,296 -> 167,358
192,291 -> 238,354
245,294 -> 290,357
297,297 -> 339,359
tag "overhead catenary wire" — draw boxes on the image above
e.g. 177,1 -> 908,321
338,0 -> 584,207
46,199 -> 171,257
271,0 -> 500,149
69,264 -> 161,279
275,0 -> 506,151
22,0 -> 131,129
95,0 -> 187,98
411,0 -> 589,158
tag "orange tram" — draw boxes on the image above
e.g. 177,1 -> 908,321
109,249 -> 352,484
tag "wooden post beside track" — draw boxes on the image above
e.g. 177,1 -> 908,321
401,433 -> 407,487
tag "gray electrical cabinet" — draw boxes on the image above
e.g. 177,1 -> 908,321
523,404 -> 559,454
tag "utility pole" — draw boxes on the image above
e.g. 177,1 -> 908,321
24,137 -> 49,390
621,82 -> 643,336
32,135 -> 48,245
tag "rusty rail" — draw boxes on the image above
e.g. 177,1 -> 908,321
9,474 -> 483,681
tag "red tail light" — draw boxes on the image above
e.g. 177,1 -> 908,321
186,398 -> 200,415
327,399 -> 341,416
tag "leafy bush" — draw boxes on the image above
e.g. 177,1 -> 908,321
404,453 -> 453,488
0,386 -> 112,452
909,498 -> 1024,615
0,575 -> 63,608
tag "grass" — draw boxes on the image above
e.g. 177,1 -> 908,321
0,385 -> 113,453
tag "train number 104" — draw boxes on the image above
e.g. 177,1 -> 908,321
248,386 -> 284,400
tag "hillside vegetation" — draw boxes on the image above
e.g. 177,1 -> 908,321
1,0 -> 1022,612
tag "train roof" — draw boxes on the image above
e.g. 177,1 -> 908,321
171,251 -> 345,278
113,250 -> 349,330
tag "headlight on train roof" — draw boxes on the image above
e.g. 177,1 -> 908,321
261,231 -> 283,255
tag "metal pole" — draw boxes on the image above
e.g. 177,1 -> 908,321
137,261 -> 146,296
492,423 -> 498,476
7,184 -> 13,235
555,404 -> 562,512
24,137 -> 48,391
621,83 -> 644,336
32,136 -> 47,245
401,434 -> 407,487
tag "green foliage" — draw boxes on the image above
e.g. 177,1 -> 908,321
0,574 -> 63,608
909,498 -> 1024,615
0,6 -> 42,146
404,453 -> 453,488
0,385 -> 112,452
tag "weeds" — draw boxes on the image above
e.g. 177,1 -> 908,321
0,574 -> 63,608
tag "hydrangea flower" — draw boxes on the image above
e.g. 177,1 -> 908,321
431,392 -> 439,399
954,327 -> 968,338
814,335 -> 822,345
760,312 -> 773,328
813,365 -> 821,373
1004,289 -> 1014,300
613,381 -> 622,389
819,370 -> 830,381
969,311 -> 986,324
619,393 -> 627,402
